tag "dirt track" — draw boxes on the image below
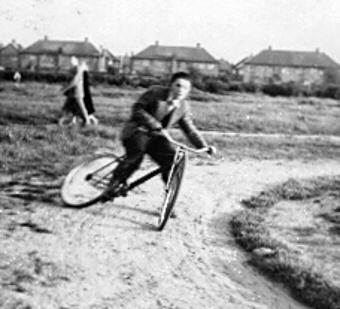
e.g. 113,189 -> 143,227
1,158 -> 340,309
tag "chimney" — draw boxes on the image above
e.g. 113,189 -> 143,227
11,39 -> 16,44
44,35 -> 48,41
315,48 -> 320,53
155,40 -> 159,46
268,45 -> 272,50
196,43 -> 201,48
84,37 -> 88,42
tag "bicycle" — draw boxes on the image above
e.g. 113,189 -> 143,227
61,131 -> 209,231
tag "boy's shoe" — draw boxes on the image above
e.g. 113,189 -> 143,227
170,210 -> 177,219
101,180 -> 126,203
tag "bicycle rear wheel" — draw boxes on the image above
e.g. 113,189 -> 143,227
157,153 -> 186,231
61,154 -> 122,207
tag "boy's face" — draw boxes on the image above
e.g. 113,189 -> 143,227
170,78 -> 191,101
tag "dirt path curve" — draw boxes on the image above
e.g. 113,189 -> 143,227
2,159 -> 340,309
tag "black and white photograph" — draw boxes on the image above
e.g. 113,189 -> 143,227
0,1 -> 339,308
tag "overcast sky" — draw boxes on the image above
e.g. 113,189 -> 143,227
0,0 -> 339,63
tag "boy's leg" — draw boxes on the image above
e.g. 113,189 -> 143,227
147,135 -> 177,217
114,131 -> 149,182
146,135 -> 176,184
101,131 -> 150,201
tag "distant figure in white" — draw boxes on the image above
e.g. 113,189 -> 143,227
13,71 -> 21,87
59,56 -> 98,126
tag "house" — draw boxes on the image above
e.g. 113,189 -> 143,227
0,40 -> 22,70
233,55 -> 253,77
131,41 -> 219,76
98,48 -> 120,73
242,47 -> 339,85
218,58 -> 232,76
20,36 -> 115,72
117,53 -> 133,74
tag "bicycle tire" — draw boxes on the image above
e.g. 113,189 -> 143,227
61,154 -> 122,207
157,153 -> 186,231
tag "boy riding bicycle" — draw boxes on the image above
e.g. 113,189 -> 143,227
101,71 -> 216,204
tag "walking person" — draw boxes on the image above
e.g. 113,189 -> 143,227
59,57 -> 97,126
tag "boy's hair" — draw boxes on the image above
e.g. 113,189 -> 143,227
170,71 -> 191,84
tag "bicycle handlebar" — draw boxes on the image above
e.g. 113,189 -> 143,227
139,128 -> 210,155
162,131 -> 210,154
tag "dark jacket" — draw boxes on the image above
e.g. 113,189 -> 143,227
121,85 -> 207,148
83,71 -> 95,115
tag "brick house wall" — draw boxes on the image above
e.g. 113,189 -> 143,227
243,65 -> 324,85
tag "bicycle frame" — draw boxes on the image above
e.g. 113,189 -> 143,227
61,131 -> 210,209
88,135 -> 207,197
121,133 -> 208,193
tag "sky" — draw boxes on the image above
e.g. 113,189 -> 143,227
0,0 -> 339,63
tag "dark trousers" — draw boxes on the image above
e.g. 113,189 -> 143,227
115,131 -> 176,183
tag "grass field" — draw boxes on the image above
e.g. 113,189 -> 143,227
1,81 -> 340,135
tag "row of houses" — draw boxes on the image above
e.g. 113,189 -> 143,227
0,36 -> 339,86
0,37 -> 120,73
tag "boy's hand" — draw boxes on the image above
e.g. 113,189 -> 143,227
207,146 -> 217,156
160,129 -> 171,139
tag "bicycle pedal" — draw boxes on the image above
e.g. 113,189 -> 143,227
119,189 -> 127,197
100,194 -> 114,203
170,211 -> 177,219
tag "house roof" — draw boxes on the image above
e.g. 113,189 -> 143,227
218,58 -> 232,71
102,48 -> 119,61
133,44 -> 218,63
245,49 -> 339,68
234,55 -> 253,69
21,39 -> 100,56
0,42 -> 23,53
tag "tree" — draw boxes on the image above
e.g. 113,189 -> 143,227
324,67 -> 340,84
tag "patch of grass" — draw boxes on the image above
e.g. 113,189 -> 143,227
0,124 -> 122,178
231,176 -> 340,309
0,124 -> 123,203
1,82 -> 340,135
192,93 -> 340,135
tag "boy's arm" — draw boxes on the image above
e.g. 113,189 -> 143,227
62,83 -> 75,95
178,103 -> 208,149
131,88 -> 163,131
62,74 -> 78,94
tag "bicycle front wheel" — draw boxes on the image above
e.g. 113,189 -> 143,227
157,153 -> 186,231
61,154 -> 122,207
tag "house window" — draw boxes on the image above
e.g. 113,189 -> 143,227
178,62 -> 188,70
40,55 -> 55,69
154,60 -> 166,69
207,64 -> 215,70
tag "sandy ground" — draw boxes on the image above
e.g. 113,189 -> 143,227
1,158 -> 340,309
